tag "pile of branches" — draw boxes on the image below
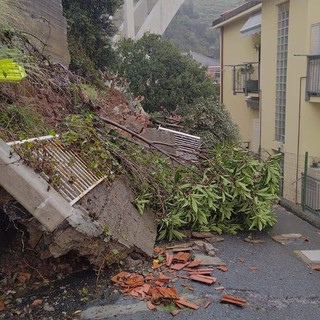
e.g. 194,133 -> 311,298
14,114 -> 281,241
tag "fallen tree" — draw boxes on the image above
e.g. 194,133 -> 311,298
10,114 -> 280,241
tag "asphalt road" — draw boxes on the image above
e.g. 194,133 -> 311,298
81,205 -> 320,320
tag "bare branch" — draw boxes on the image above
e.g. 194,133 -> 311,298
99,116 -> 186,166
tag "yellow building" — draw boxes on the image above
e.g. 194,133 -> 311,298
213,0 -> 320,212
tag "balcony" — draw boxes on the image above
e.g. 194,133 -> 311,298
306,55 -> 320,101
232,62 -> 260,96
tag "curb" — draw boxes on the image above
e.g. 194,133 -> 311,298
279,197 -> 320,230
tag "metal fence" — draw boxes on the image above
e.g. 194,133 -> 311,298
301,152 -> 320,215
301,174 -> 320,214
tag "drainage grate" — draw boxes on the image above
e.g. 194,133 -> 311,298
8,136 -> 106,205
158,126 -> 201,160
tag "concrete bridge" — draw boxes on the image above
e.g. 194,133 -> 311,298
113,0 -> 186,41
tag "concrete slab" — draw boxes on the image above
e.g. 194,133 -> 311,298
193,253 -> 225,266
272,234 -> 302,244
294,250 -> 320,264
78,177 -> 157,257
0,139 -> 73,231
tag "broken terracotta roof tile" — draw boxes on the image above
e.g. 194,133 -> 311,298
248,266 -> 258,271
186,268 -> 214,275
124,274 -> 144,287
149,286 -> 180,303
215,286 -> 225,291
111,271 -> 131,284
147,301 -> 157,310
166,287 -> 179,299
142,283 -> 151,293
157,273 -> 170,282
171,308 -> 180,316
311,265 -> 320,271
170,262 -> 190,271
127,289 -> 141,297
217,265 -> 228,272
174,252 -> 192,263
189,274 -> 216,285
155,280 -> 165,287
154,246 -> 165,255
203,300 -> 212,308
150,287 -> 161,303
187,260 -> 203,268
220,295 -> 247,307
144,274 -> 154,281
176,297 -> 200,310
165,252 -> 174,267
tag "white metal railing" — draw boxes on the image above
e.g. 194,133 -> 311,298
8,136 -> 106,205
158,126 -> 201,161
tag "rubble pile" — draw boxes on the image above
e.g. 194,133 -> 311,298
112,236 -> 247,316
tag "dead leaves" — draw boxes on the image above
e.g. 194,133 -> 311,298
17,272 -> 31,284
31,299 -> 43,307
217,265 -> 228,272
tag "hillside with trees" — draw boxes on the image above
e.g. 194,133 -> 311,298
163,0 -> 243,59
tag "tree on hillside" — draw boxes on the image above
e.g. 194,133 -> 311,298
180,97 -> 239,146
62,0 -> 123,78
163,0 -> 218,58
164,0 -> 242,59
115,33 -> 217,113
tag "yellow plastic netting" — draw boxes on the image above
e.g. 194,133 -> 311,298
0,59 -> 27,82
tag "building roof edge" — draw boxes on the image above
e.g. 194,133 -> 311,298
212,0 -> 262,28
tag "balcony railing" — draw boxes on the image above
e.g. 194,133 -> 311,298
306,55 -> 320,98
232,62 -> 259,96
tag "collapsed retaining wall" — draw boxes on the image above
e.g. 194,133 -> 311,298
0,138 -> 157,267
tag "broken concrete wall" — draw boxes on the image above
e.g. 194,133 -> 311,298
0,137 -> 157,266
3,0 -> 70,65
78,177 -> 157,258
46,177 -> 157,265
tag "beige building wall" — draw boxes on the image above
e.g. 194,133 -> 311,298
216,0 -> 320,204
221,15 -> 260,151
260,0 -> 320,203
